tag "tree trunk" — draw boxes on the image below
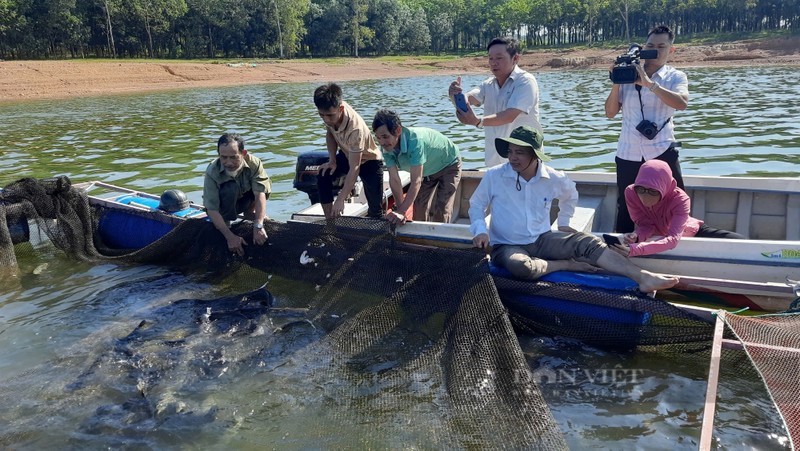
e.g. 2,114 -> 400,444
618,3 -> 630,42
208,22 -> 213,58
144,10 -> 154,57
103,0 -> 116,58
352,0 -> 359,57
273,0 -> 284,58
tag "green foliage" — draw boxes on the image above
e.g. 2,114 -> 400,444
0,0 -> 18,35
0,0 -> 797,58
399,6 -> 431,53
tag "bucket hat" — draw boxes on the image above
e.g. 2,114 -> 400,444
495,126 -> 549,161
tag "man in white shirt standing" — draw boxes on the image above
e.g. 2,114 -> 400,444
469,126 -> 679,293
448,37 -> 541,168
605,25 -> 689,233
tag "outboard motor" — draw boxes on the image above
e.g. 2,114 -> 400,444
159,189 -> 190,213
293,151 -> 346,204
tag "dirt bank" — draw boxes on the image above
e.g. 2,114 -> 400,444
2,36 -> 798,103
438,36 -> 800,72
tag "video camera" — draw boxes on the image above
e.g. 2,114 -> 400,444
609,44 -> 659,84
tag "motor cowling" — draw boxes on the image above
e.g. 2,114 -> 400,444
293,151 -> 346,204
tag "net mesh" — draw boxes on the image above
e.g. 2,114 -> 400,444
721,313 -> 800,448
497,276 -> 715,349
2,177 -> 567,448
4,176 -> 787,447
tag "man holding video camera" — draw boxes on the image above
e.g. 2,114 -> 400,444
605,24 -> 689,233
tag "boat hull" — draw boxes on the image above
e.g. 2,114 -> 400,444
75,181 -> 207,249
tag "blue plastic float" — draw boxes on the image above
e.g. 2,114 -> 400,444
489,262 -> 651,325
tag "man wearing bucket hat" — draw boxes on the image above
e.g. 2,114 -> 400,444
468,126 -> 679,293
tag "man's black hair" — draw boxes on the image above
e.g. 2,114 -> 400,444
486,37 -> 521,58
648,25 -> 675,43
372,109 -> 402,133
313,83 -> 343,110
217,133 -> 245,153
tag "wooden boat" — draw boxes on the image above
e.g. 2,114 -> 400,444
292,169 -> 800,312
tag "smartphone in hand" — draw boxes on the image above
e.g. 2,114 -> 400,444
454,93 -> 469,112
602,233 -> 621,246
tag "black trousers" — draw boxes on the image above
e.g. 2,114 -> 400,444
615,145 -> 684,233
695,224 -> 746,240
317,151 -> 384,218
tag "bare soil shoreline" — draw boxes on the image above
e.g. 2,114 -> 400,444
2,36 -> 798,103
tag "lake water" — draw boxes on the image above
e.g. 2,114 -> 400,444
1,67 -> 798,448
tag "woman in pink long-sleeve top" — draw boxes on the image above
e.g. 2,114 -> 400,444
614,160 -> 744,257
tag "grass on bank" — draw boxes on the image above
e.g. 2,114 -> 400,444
32,29 -> 797,66
54,54 -> 462,67
518,28 -> 798,53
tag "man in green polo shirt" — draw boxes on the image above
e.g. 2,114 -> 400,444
372,109 -> 462,225
203,133 -> 271,257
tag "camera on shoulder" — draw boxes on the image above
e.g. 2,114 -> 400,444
635,119 -> 660,140
609,44 -> 659,84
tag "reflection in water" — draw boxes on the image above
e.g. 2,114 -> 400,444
0,68 -> 797,448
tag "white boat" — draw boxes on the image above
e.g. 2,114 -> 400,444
292,169 -> 800,312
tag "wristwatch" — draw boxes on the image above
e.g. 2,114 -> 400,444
649,82 -> 660,92
254,222 -> 264,230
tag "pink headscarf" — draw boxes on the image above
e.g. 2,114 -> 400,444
623,160 -> 702,257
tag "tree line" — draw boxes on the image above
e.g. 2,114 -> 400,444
0,0 -> 797,60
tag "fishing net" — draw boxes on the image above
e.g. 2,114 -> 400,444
3,176 -> 764,447
715,313 -> 800,448
2,177 -> 564,448
497,276 -> 715,350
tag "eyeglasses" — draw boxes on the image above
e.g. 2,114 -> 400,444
634,186 -> 660,196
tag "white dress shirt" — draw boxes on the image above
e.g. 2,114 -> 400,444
469,162 -> 578,246
616,64 -> 689,161
467,66 -> 541,168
